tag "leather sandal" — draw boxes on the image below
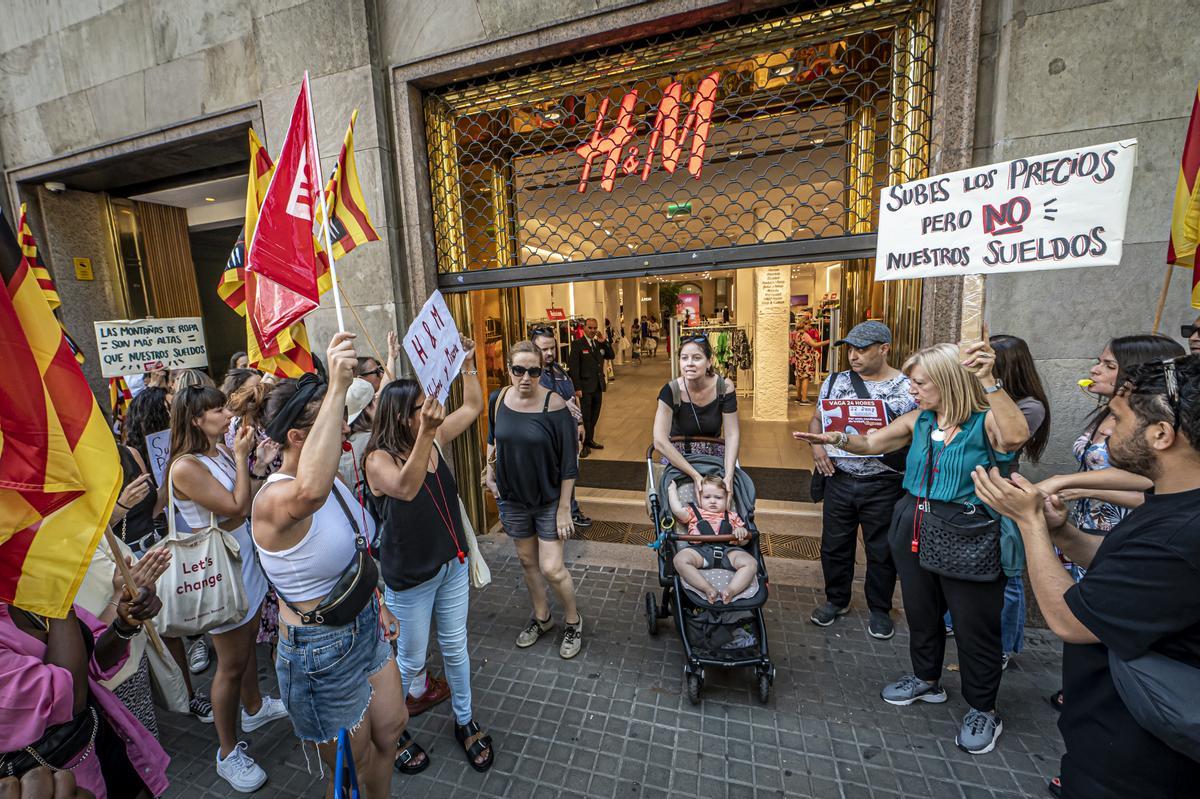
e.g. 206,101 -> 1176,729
405,674 -> 451,717
455,720 -> 494,773
395,730 -> 429,775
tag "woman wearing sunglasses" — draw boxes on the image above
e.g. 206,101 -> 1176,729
653,335 -> 741,498
484,341 -> 583,659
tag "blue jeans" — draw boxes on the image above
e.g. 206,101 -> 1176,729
384,558 -> 472,725
943,575 -> 1025,655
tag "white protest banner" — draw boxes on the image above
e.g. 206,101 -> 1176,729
145,429 -> 171,487
876,139 -> 1137,281
94,317 -> 208,378
403,290 -> 465,405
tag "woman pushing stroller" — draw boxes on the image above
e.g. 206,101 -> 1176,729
666,475 -> 757,604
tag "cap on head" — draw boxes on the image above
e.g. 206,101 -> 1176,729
834,320 -> 892,349
345,378 -> 375,424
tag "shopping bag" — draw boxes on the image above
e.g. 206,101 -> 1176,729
458,496 -> 491,589
150,459 -> 249,637
146,635 -> 189,714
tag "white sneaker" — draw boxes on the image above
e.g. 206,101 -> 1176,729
215,742 -> 267,793
241,696 -> 289,733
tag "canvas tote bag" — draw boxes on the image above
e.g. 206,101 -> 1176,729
150,456 -> 249,637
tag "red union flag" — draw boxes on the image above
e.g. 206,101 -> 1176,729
575,71 -> 720,193
246,76 -> 321,344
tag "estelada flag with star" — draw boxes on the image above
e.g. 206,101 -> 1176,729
0,206 -> 122,617
245,75 -> 323,346
1168,81 -> 1200,309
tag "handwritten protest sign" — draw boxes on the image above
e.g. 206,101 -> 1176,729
876,139 -> 1137,281
819,398 -> 888,458
403,291 -> 465,405
145,429 -> 170,487
94,317 -> 207,378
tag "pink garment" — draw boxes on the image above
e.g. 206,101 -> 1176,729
0,604 -> 170,798
685,506 -> 745,537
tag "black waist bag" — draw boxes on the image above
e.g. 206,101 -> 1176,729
276,484 -> 378,627
0,705 -> 98,778
914,425 -> 1002,582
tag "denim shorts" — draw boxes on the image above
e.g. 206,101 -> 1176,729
275,597 -> 394,743
497,499 -> 559,541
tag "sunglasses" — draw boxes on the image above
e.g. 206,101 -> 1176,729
361,367 -> 384,378
681,335 -> 708,344
509,365 -> 543,378
1182,324 -> 1199,338
530,326 -> 555,338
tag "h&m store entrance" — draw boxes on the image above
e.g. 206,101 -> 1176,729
421,1 -> 936,533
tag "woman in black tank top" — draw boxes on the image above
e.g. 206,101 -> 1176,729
365,338 -> 496,774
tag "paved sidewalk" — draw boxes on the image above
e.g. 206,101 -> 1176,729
161,542 -> 1064,798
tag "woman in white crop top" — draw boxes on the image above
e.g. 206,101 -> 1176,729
168,383 -> 288,793
251,333 -> 406,798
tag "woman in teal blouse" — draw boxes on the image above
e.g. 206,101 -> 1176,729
795,339 -> 1031,756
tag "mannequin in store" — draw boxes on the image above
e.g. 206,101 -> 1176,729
790,308 -> 827,405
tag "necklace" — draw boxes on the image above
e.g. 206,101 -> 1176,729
931,419 -> 957,442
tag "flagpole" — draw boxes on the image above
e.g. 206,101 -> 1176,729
304,71 -> 346,334
103,528 -> 165,656
1151,263 -> 1174,334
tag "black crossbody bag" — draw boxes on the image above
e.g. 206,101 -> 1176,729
273,483 -> 378,627
810,372 -> 909,501
913,424 -> 1003,582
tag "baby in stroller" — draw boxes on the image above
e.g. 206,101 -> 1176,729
667,475 -> 758,604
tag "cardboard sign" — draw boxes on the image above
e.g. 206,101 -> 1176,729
94,317 -> 207,377
145,429 -> 171,488
403,290 -> 465,404
876,139 -> 1137,280
819,398 -> 888,458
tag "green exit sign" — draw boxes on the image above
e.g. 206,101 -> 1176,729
666,202 -> 693,218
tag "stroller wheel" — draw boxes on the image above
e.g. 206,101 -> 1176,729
757,672 -> 771,704
645,593 -> 659,637
686,673 -> 702,705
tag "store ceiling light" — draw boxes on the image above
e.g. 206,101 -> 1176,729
204,197 -> 216,202
769,63 -> 796,78
541,110 -> 563,121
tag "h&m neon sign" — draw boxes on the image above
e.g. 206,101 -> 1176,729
574,71 -> 720,193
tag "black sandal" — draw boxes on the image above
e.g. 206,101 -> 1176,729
1049,690 -> 1065,713
395,730 -> 430,775
455,720 -> 494,773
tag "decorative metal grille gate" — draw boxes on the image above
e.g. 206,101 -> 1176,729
423,0 -> 934,360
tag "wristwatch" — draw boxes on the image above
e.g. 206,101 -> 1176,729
983,378 -> 1004,395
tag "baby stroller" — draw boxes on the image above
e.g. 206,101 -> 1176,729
644,437 -> 775,704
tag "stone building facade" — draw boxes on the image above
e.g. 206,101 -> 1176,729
1,0 -> 1196,480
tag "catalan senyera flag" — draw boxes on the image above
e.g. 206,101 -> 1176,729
1168,82 -> 1200,309
316,108 -> 380,260
217,130 -> 319,377
109,376 -> 132,432
17,203 -> 85,365
0,207 -> 122,617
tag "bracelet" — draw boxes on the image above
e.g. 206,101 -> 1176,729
115,501 -> 130,511
111,619 -> 139,640
834,432 -> 850,449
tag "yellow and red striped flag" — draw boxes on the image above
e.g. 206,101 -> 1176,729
0,206 -> 122,617
17,203 -> 85,365
1168,82 -> 1200,309
316,109 -> 380,260
109,376 -> 132,433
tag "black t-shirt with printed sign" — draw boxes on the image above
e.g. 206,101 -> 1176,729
1059,486 -> 1200,799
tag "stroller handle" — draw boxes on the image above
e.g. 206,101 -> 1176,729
644,435 -> 726,461
669,533 -> 746,544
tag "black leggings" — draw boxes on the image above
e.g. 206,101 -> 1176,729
889,493 -> 1006,712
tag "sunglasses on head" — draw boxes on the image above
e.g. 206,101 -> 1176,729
530,326 -> 555,338
681,335 -> 708,344
1117,357 -> 1184,430
1182,324 -> 1199,338
509,365 -> 543,378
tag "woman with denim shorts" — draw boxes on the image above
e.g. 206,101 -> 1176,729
364,338 -> 496,775
484,340 -> 583,659
251,333 -> 407,797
